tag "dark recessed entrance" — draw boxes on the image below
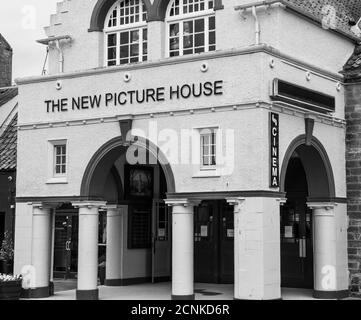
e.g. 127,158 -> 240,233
281,153 -> 313,289
194,200 -> 234,284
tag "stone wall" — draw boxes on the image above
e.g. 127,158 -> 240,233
345,83 -> 361,297
0,34 -> 12,88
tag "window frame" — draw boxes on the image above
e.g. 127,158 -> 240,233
199,127 -> 218,171
165,0 -> 216,57
47,139 -> 68,184
53,143 -> 67,177
104,0 -> 148,67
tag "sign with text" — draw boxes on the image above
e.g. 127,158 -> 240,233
270,112 -> 279,188
44,80 -> 224,113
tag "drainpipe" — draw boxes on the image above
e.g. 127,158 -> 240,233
54,40 -> 64,74
251,6 -> 261,45
36,35 -> 71,74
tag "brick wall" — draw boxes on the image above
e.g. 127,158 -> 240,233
345,83 -> 361,297
0,34 -> 12,88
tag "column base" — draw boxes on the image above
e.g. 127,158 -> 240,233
171,294 -> 195,300
20,286 -> 50,299
76,289 -> 99,300
49,281 -> 54,296
234,297 -> 282,300
313,290 -> 349,300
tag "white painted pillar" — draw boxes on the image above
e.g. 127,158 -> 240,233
30,203 -> 52,298
308,202 -> 349,299
104,205 -> 126,286
227,197 -> 284,300
165,199 -> 200,300
49,209 -> 55,296
147,21 -> 165,61
73,201 -> 106,300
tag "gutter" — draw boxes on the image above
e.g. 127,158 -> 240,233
234,0 -> 360,44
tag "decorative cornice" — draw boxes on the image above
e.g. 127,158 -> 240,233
17,101 -> 346,131
15,44 -> 344,85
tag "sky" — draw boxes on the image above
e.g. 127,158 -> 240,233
0,1 -> 58,81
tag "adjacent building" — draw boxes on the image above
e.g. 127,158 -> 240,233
11,0 -> 361,300
0,34 -> 17,246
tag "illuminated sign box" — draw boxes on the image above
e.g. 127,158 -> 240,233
271,79 -> 336,114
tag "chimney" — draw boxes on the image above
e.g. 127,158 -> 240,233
0,34 -> 13,88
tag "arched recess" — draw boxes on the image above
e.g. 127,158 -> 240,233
80,136 -> 176,199
89,0 -> 224,31
280,135 -> 336,199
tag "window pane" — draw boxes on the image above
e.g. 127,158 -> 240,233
120,32 -> 129,44
195,19 -> 205,33
130,44 -> 139,56
119,46 -> 129,58
131,30 -> 139,43
184,21 -> 193,34
209,16 -> 215,30
108,34 -> 117,46
170,23 -> 179,37
195,33 -> 205,47
108,48 -> 116,60
209,31 -> 215,45
184,35 -> 193,48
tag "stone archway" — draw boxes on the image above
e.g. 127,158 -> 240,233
280,135 -> 336,200
279,135 -> 348,299
80,135 -> 176,199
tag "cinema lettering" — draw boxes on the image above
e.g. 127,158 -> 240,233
270,112 -> 279,188
44,80 -> 224,113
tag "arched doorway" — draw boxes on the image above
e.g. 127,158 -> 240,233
54,136 -> 176,288
280,136 -> 335,290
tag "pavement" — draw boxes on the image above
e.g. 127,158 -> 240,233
27,279 -> 358,300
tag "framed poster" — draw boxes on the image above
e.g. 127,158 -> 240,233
125,165 -> 154,200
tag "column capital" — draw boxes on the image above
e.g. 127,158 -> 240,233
101,204 -> 125,211
102,205 -> 126,217
226,197 -> 246,206
28,202 -> 54,211
276,198 -> 288,206
72,201 -> 107,209
307,202 -> 337,216
165,198 -> 201,207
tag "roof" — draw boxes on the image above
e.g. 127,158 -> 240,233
0,34 -> 12,51
0,87 -> 18,107
284,0 -> 361,39
0,113 -> 17,171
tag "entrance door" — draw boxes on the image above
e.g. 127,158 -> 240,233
281,156 -> 313,289
152,200 -> 171,282
194,200 -> 234,284
54,214 -> 78,279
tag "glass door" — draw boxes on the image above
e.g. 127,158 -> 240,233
54,214 -> 78,279
281,197 -> 313,289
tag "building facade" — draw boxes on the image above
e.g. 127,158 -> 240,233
13,0 -> 360,300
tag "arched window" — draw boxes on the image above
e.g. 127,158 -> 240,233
104,0 -> 148,66
166,0 -> 216,57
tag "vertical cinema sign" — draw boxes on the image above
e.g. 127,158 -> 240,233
270,113 -> 279,188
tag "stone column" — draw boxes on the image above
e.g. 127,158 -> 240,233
72,201 -> 106,300
30,203 -> 52,298
104,205 -> 126,286
49,209 -> 56,296
227,197 -> 284,300
165,199 -> 200,300
308,202 -> 349,299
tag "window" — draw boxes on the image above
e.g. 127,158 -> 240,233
166,0 -> 216,57
200,128 -> 217,169
54,144 -> 67,176
104,0 -> 148,66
